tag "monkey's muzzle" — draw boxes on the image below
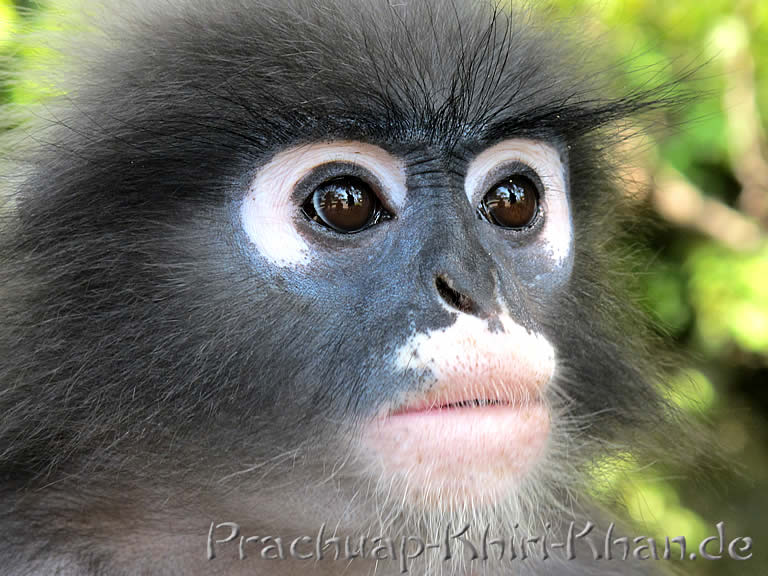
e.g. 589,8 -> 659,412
361,313 -> 554,502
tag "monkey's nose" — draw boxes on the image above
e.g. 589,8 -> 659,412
434,275 -> 481,316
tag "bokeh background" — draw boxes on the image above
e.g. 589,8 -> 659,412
1,1 -> 766,574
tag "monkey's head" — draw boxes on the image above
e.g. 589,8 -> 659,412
1,0 -> 680,556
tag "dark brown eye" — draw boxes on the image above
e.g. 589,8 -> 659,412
478,174 -> 539,229
302,175 -> 388,234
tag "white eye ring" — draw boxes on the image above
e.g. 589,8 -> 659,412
465,139 -> 572,266
241,141 -> 407,267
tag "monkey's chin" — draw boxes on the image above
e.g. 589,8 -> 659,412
362,403 -> 550,505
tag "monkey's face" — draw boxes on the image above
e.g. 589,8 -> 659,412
237,137 -> 573,510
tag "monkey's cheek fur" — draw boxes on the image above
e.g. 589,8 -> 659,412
363,404 -> 550,501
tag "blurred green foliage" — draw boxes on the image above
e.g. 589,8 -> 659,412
1,1 -> 766,574
543,2 -> 768,575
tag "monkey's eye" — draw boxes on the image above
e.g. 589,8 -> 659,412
477,174 -> 539,229
302,175 -> 390,234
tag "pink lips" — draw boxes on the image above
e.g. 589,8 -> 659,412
360,313 -> 556,503
388,372 -> 543,416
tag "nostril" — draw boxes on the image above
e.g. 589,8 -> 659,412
435,275 -> 478,315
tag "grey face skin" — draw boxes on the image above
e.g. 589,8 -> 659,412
0,1 -> 682,575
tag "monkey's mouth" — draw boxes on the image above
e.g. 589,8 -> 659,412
388,384 -> 543,416
360,313 -> 554,502
390,397 -> 539,415
432,398 -> 508,409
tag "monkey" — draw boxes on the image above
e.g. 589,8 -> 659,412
0,0 -> 702,574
